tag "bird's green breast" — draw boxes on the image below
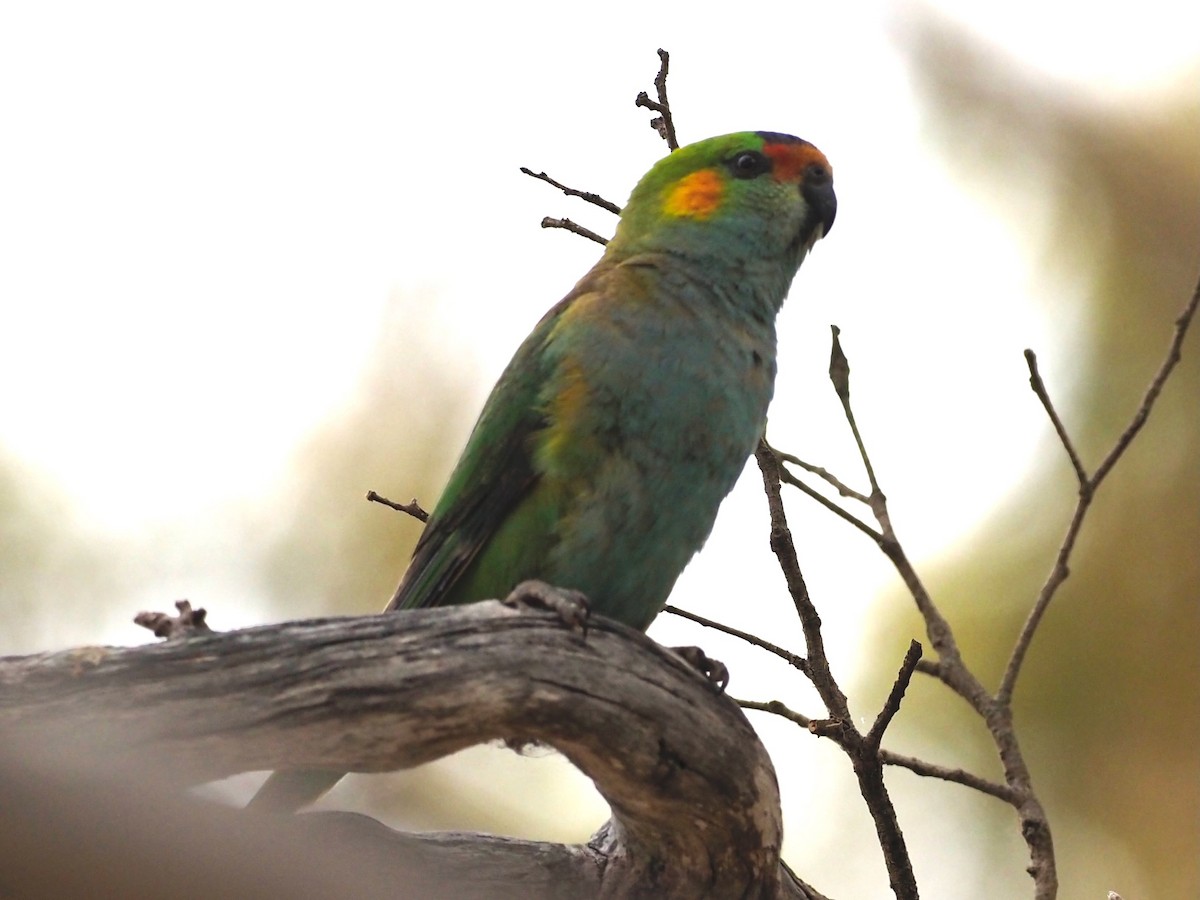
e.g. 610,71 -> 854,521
485,255 -> 779,629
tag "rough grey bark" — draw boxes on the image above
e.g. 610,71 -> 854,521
0,601 -> 820,898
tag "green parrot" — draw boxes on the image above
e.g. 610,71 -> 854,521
251,130 -> 835,812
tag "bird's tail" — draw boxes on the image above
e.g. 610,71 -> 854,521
247,769 -> 345,814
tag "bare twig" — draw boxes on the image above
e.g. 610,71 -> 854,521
1023,349 -> 1089,487
518,167 -> 621,215
773,447 -> 871,504
999,274 -> 1200,704
775,326 -> 1055,894
792,334 -> 986,705
756,443 -> 919,900
538,217 -> 608,245
829,326 -> 883,504
775,459 -> 883,542
365,491 -> 429,523
735,698 -> 812,729
523,48 -> 681,253
664,604 -> 809,675
790,273 -> 1198,896
1091,277 -> 1200,487
755,444 -> 846,714
864,641 -> 922,750
877,749 -> 1014,803
823,329 -> 986,691
741,693 -> 1015,803
635,49 -> 679,150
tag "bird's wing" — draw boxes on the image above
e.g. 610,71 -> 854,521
386,287 -> 582,611
250,281 -> 605,815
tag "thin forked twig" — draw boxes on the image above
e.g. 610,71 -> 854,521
775,461 -> 882,542
829,326 -> 883,503
741,695 -> 1014,803
772,325 -> 1053,893
539,217 -> 608,245
878,749 -> 1014,803
1023,349 -> 1089,487
365,490 -> 429,523
756,443 -> 919,900
518,167 -> 621,215
525,49 -> 681,248
1092,276 -> 1200,486
664,604 -> 809,674
734,697 -> 812,729
787,335 -> 983,702
864,641 -> 922,750
635,49 -> 679,150
774,447 -> 871,504
781,267 -> 1198,895
999,275 -> 1200,703
755,444 -> 846,713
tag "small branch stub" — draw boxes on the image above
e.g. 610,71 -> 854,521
539,217 -> 608,246
133,599 -> 212,640
365,491 -> 429,522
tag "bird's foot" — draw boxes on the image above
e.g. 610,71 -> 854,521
502,580 -> 591,636
134,600 -> 214,640
670,645 -> 729,692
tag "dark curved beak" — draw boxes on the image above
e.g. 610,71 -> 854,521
802,169 -> 836,239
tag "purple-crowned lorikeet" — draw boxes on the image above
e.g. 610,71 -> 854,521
252,130 -> 835,812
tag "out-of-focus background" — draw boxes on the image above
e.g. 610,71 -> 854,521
2,2 -> 1196,897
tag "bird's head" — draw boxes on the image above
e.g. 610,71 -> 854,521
608,131 -> 836,276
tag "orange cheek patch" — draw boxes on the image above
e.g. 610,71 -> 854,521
764,143 -> 832,183
663,168 -> 724,219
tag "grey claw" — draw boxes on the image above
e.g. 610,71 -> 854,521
502,580 -> 591,636
671,645 -> 729,692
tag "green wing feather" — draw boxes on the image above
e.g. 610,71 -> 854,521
386,289 -> 578,611
252,292 -> 585,814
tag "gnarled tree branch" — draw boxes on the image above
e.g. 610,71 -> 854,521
0,602 -> 818,899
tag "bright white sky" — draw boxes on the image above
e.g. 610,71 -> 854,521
1,0 -> 1194,895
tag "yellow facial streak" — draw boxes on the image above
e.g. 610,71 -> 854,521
663,169 -> 724,219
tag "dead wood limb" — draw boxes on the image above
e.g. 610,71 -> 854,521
1,602 -> 808,898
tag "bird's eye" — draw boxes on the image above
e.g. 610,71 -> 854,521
728,151 -> 770,179
804,162 -> 832,184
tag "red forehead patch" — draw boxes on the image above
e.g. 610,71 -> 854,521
763,142 -> 831,183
